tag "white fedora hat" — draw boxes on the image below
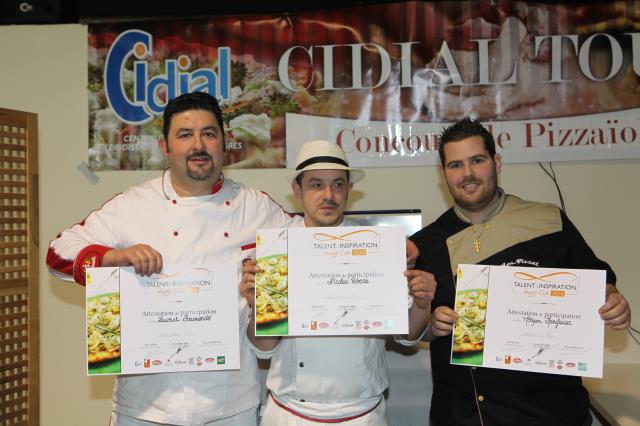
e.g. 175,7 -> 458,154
286,140 -> 365,184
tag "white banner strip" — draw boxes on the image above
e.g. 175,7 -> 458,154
286,109 -> 640,167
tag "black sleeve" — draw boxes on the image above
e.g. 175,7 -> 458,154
411,226 -> 457,311
561,211 -> 616,285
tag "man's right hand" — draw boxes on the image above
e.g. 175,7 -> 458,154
102,244 -> 163,276
430,306 -> 458,337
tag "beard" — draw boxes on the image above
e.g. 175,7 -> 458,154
186,151 -> 215,181
452,174 -> 498,212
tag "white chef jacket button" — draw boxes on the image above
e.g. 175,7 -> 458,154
478,395 -> 485,402
173,231 -> 178,237
299,362 -> 304,367
224,232 -> 229,238
225,200 -> 231,206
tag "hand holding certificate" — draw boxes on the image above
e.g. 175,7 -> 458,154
255,226 -> 408,336
451,264 -> 606,378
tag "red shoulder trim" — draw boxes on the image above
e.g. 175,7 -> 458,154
241,243 -> 256,251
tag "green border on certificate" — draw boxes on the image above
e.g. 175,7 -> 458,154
255,254 -> 289,336
451,288 -> 487,367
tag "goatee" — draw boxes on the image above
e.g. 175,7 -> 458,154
186,151 -> 215,181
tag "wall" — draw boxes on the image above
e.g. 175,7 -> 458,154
0,24 -> 637,425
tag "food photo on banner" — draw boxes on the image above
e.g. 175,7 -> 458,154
87,1 -> 640,171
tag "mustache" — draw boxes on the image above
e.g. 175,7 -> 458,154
460,177 -> 481,185
320,200 -> 339,207
187,151 -> 213,161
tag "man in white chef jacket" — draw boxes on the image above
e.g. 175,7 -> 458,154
47,92 -> 298,425
240,140 -> 435,425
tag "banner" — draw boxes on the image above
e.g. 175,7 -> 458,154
88,1 -> 640,170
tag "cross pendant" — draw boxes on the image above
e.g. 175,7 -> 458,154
473,238 -> 480,253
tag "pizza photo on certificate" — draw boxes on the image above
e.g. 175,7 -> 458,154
451,289 -> 488,366
87,293 -> 121,373
255,254 -> 289,335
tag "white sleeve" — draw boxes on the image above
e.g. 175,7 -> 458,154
46,193 -> 124,283
259,191 -> 300,229
246,337 -> 281,360
394,292 -> 428,346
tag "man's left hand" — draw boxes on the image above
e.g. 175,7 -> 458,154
599,284 -> 631,330
406,239 -> 419,269
405,269 -> 436,309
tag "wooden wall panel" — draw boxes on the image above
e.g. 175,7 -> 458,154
0,108 -> 39,426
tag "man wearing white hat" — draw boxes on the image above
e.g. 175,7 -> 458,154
240,140 -> 435,425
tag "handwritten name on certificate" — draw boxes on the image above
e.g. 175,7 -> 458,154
255,226 -> 408,336
86,265 -> 240,376
450,264 -> 605,378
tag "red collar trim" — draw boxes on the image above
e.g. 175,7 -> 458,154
210,174 -> 224,195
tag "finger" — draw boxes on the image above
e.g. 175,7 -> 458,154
131,257 -> 145,275
408,281 -> 427,292
404,269 -> 428,279
431,322 -> 454,337
432,316 -> 456,328
241,279 -> 256,288
599,297 -> 629,321
242,271 -> 257,284
412,290 -> 435,300
242,263 -> 260,275
149,248 -> 163,274
126,247 -> 149,275
240,285 -> 256,301
433,311 -> 456,325
434,306 -> 458,319
600,305 -> 626,321
156,252 -> 163,274
134,245 -> 162,275
144,252 -> 158,276
409,279 -> 436,293
432,320 -> 454,331
611,317 -> 631,330
138,249 -> 157,276
599,293 -> 624,314
410,285 -> 433,294
412,291 -> 433,301
605,312 -> 631,329
608,320 -> 630,330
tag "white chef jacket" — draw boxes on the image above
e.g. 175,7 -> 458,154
47,171 -> 300,425
252,219 -> 419,421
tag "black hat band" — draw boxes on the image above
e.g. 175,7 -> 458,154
296,156 -> 349,171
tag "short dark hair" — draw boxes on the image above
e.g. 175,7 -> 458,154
438,117 -> 495,165
162,92 -> 224,142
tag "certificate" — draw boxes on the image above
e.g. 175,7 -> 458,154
86,265 -> 240,375
450,264 -> 606,378
255,226 -> 408,336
